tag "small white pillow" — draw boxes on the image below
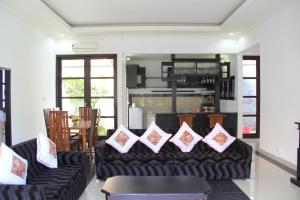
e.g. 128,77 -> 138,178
139,121 -> 172,153
169,122 -> 203,152
202,123 -> 236,153
0,143 -> 28,185
106,125 -> 140,153
37,133 -> 58,168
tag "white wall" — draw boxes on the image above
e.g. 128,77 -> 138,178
0,4 -> 56,144
237,0 -> 300,164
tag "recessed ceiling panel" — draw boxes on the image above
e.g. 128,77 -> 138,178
42,0 -> 246,27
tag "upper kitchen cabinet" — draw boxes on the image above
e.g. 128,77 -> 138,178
126,64 -> 146,88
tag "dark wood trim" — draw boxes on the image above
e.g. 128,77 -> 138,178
5,70 -> 12,146
242,56 -> 260,138
84,58 -> 91,106
56,54 -> 118,128
243,77 -> 257,79
61,77 -> 85,80
243,114 -> 257,117
0,68 -> 12,146
113,55 -> 118,128
171,54 -> 221,63
243,96 -> 257,98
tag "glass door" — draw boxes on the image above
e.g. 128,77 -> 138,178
56,55 -> 117,136
90,58 -> 116,136
242,56 -> 260,138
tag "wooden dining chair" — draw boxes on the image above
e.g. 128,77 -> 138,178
208,114 -> 225,128
49,111 -> 78,151
79,107 -> 92,120
177,114 -> 196,128
94,108 -> 101,145
87,109 -> 98,161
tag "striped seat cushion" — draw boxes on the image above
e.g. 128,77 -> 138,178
28,165 -> 83,200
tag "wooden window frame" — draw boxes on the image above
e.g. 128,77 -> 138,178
56,54 -> 118,128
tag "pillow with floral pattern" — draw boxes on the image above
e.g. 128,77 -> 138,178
139,121 -> 172,153
169,122 -> 203,152
202,123 -> 236,153
106,125 -> 140,153
0,143 -> 28,185
37,133 -> 58,168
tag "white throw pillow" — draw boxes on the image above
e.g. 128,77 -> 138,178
37,133 -> 58,168
202,123 -> 236,153
139,121 -> 172,153
169,122 -> 203,152
0,143 -> 28,185
106,125 -> 140,153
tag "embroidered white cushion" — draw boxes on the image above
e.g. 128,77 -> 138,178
139,121 -> 172,153
0,143 -> 28,185
37,133 -> 58,168
106,125 -> 140,153
202,123 -> 236,153
169,122 -> 203,152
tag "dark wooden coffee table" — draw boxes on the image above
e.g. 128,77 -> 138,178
101,176 -> 212,200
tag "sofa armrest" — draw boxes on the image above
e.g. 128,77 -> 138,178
232,139 -> 253,163
0,184 -> 45,200
57,151 -> 89,166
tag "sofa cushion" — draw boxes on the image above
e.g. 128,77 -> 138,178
139,121 -> 172,153
0,143 -> 28,185
106,125 -> 140,153
169,122 -> 203,152
173,150 -> 243,163
202,123 -> 236,153
12,140 -> 47,181
28,165 -> 82,200
37,133 -> 58,169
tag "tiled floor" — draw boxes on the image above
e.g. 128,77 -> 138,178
80,140 -> 300,200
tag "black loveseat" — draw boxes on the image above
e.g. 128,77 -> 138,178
95,129 -> 252,181
0,139 -> 90,200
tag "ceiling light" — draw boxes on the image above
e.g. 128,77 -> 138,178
126,57 -> 131,61
229,32 -> 234,36
59,34 -> 65,37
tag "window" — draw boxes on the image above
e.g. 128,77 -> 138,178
56,55 -> 117,136
242,56 -> 260,138
0,68 -> 11,146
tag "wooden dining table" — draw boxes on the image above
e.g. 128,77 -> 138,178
48,119 -> 91,152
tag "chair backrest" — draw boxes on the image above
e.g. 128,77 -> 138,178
43,108 -> 51,137
208,114 -> 225,128
89,109 -> 98,146
177,114 -> 196,128
49,111 -> 70,151
79,107 -> 92,121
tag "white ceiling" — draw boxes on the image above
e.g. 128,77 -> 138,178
42,0 -> 246,27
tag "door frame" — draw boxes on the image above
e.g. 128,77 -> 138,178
0,67 -> 12,146
242,55 -> 260,138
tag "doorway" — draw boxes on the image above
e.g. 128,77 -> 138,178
56,55 -> 117,136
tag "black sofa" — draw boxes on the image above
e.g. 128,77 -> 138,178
0,139 -> 90,200
95,129 -> 252,181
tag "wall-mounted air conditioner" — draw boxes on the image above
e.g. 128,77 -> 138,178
72,42 -> 99,52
